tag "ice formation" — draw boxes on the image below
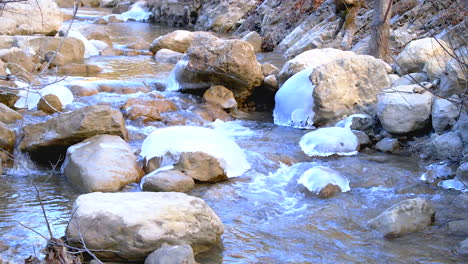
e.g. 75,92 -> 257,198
298,166 -> 350,194
120,1 -> 151,22
438,178 -> 467,192
14,84 -> 74,110
67,30 -> 100,58
299,126 -> 359,157
89,39 -> 109,52
166,58 -> 209,92
335,114 -> 370,128
140,126 -> 250,177
273,68 -> 315,129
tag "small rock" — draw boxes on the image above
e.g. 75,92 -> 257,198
145,244 -> 196,264
431,132 -> 463,161
154,49 -> 184,64
37,94 -> 63,114
448,220 -> 468,236
203,85 -> 237,110
150,30 -> 197,54
317,184 -> 342,198
263,75 -> 278,90
142,170 -> 195,192
241,31 -> 262,53
352,130 -> 371,146
375,138 -> 399,153
127,37 -> 150,50
456,163 -> 468,186
0,47 -> 34,72
420,163 -> 453,183
367,198 -> 435,237
175,152 -> 227,182
261,63 -> 280,76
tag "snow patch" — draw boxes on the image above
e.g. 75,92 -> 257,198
140,126 -> 250,178
120,1 -> 151,22
273,68 -> 315,129
298,166 -> 350,194
14,84 -> 74,110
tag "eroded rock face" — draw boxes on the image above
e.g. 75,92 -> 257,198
368,198 -> 435,237
62,135 -> 142,193
0,0 -> 63,35
172,34 -> 263,104
66,192 -> 224,261
20,105 -> 128,161
311,55 -> 391,125
195,0 -> 257,32
377,85 -> 434,134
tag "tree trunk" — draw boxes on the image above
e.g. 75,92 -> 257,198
369,0 -> 393,62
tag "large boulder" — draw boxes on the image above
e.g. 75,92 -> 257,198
368,198 -> 435,237
66,192 -> 224,261
18,36 -> 85,64
277,48 -> 355,86
149,30 -> 198,54
310,55 -> 391,124
168,34 -> 263,104
20,105 -> 128,161
395,38 -> 452,75
377,85 -> 434,134
0,0 -> 63,35
0,103 -> 22,124
62,135 -> 142,193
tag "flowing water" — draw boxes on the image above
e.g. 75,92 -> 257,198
1,7 -> 467,264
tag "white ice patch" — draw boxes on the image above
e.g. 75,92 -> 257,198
210,119 -> 257,139
89,39 -> 108,51
120,1 -> 151,22
299,126 -> 358,157
67,30 -> 100,58
438,178 -> 467,192
298,166 -> 350,194
14,84 -> 74,110
165,58 -> 187,92
273,68 -> 315,129
140,126 -> 250,178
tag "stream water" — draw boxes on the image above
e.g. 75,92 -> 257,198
1,7 -> 467,264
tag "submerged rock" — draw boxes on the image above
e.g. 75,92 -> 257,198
431,97 -> 459,134
66,192 -> 224,261
62,135 -> 142,193
368,198 -> 435,237
144,244 -> 196,264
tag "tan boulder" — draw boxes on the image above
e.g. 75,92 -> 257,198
154,49 -> 184,64
56,63 -> 103,75
0,122 -> 15,152
150,30 -> 198,54
81,28 -> 113,48
173,33 -> 263,104
20,105 -> 128,155
62,135 -> 142,193
142,170 -> 195,193
0,48 -> 34,72
66,192 -> 224,261
261,63 -> 280,77
193,103 -> 234,122
310,55 -> 391,125
175,152 -> 227,182
0,103 -> 22,124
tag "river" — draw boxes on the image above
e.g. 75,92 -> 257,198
0,7 -> 466,264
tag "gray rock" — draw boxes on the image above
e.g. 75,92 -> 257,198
431,132 -> 463,161
144,244 -> 196,264
440,58 -> 467,97
456,163 -> 468,186
377,85 -> 434,134
453,113 -> 468,145
66,192 -> 224,261
368,198 -> 435,237
352,130 -> 371,147
241,31 -> 262,53
448,220 -> 468,236
375,138 -> 399,153
392,73 -> 429,87
432,97 -> 459,134
142,170 -> 195,193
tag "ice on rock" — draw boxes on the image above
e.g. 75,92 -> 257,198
273,68 -> 315,129
89,39 -> 108,51
298,166 -> 350,194
140,126 -> 250,177
299,126 -> 359,157
14,84 -> 74,110
67,30 -> 99,58
438,178 -> 467,192
166,58 -> 209,92
120,1 -> 151,22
